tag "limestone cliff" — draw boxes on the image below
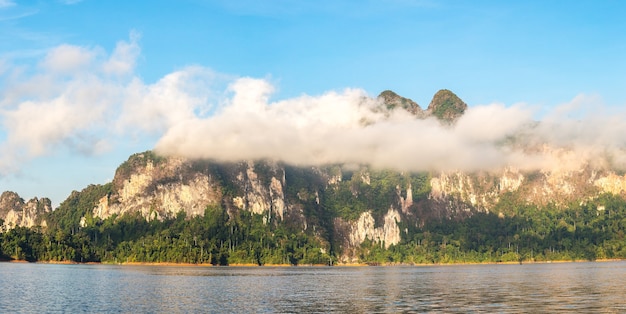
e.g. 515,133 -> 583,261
428,164 -> 626,218
95,153 -> 222,220
5,88 -> 626,262
0,191 -> 51,229
334,208 -> 403,263
86,154 -> 416,261
91,154 -> 306,227
231,162 -> 287,222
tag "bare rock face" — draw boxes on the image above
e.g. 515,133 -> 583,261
335,208 -> 402,262
593,172 -> 626,195
95,153 -> 223,220
430,169 -> 524,212
93,153 -> 293,225
350,209 -> 401,249
0,192 -> 22,216
429,162 -> 626,217
0,191 -> 51,229
231,161 -> 287,222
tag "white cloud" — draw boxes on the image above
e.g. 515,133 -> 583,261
102,31 -> 141,76
155,77 -> 626,173
0,33 -> 204,174
455,103 -> 533,143
154,77 -> 511,171
2,34 -> 626,177
117,67 -> 214,134
1,75 -> 117,158
40,44 -> 98,74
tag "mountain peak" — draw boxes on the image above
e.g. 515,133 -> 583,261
426,89 -> 467,122
377,90 -> 424,117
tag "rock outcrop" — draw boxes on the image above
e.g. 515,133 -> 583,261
92,153 -> 298,225
0,191 -> 51,229
94,154 -> 222,220
428,164 -> 626,218
335,208 -> 403,262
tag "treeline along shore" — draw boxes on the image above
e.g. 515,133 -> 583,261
3,192 -> 626,266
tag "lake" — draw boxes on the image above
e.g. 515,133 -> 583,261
1,261 -> 626,313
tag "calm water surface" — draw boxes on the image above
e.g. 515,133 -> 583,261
2,261 -> 626,313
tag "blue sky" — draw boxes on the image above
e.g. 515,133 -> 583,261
1,0 -> 626,205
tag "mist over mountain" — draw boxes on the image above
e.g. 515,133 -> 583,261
3,89 -> 626,264
155,81 -> 626,173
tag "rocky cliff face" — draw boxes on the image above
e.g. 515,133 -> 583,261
334,209 -> 402,263
85,153 -> 413,261
72,149 -> 626,260
92,153 -> 310,227
0,191 -> 51,229
94,153 -> 223,220
428,164 -> 626,218
231,162 -> 288,222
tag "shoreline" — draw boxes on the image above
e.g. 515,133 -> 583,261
2,258 -> 624,267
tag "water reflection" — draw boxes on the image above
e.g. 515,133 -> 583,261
1,262 -> 626,313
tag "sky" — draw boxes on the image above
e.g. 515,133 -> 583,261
1,0 -> 626,206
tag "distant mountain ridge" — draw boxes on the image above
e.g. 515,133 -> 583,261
3,89 -> 626,263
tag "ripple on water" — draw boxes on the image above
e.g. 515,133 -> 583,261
1,262 -> 626,313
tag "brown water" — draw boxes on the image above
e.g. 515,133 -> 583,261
1,261 -> 625,313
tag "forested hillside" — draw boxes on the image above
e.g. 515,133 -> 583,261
3,190 -> 626,264
3,89 -> 626,265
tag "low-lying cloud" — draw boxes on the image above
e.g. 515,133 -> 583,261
155,80 -> 626,173
1,35 -> 625,176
